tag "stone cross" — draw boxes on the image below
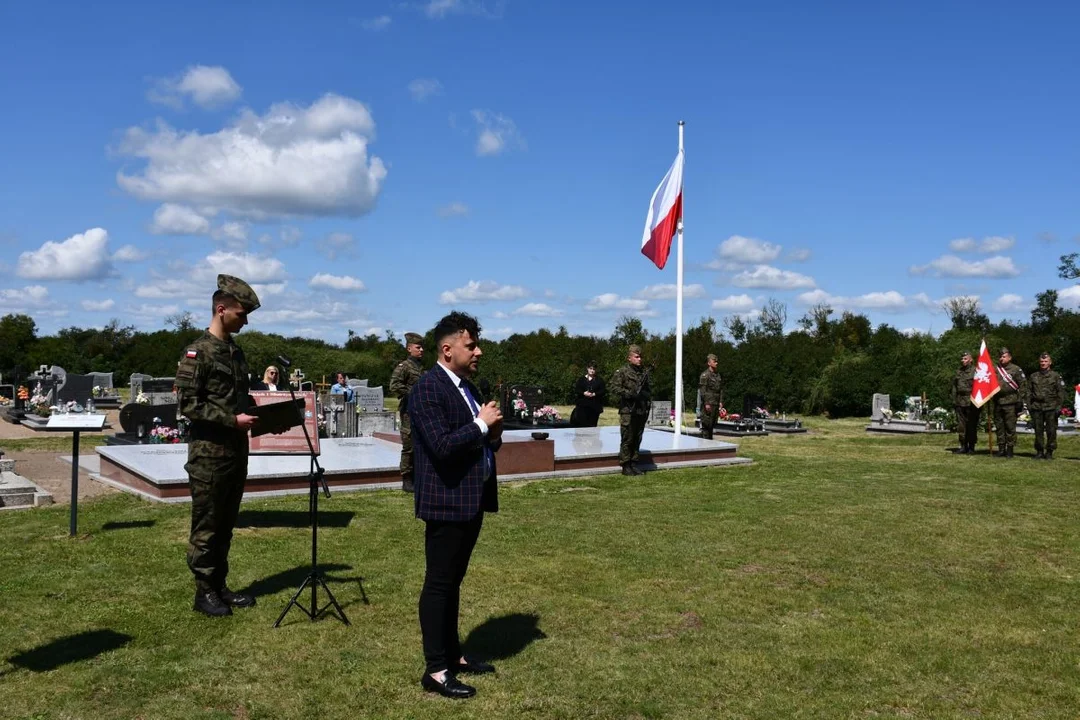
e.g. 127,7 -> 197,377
289,368 -> 305,388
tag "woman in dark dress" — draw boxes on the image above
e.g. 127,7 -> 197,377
571,362 -> 606,427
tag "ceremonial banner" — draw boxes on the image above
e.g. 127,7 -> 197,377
970,339 -> 1000,408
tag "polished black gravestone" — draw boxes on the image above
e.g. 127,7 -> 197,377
106,402 -> 179,445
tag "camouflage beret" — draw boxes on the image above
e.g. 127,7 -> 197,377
707,353 -> 718,362
404,332 -> 423,345
217,274 -> 261,313
998,347 -> 1011,356
628,344 -> 642,356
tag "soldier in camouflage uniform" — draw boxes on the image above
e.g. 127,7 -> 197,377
992,347 -> 1026,459
609,344 -> 651,476
698,353 -> 722,440
390,332 -> 425,492
1024,352 -> 1064,460
952,351 -> 979,454
175,274 -> 261,617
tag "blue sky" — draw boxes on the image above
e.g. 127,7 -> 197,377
1,0 -> 1078,342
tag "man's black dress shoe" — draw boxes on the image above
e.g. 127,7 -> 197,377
456,658 -> 496,675
194,591 -> 232,617
219,587 -> 256,608
421,673 -> 476,699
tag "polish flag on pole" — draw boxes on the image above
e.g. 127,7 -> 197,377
971,339 -> 1000,408
640,151 -> 684,270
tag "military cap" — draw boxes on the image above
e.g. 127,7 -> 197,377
628,344 -> 642,356
707,353 -> 718,362
217,274 -> 260,313
1039,351 -> 1051,359
960,351 -> 972,359
998,346 -> 1011,356
404,332 -> 423,345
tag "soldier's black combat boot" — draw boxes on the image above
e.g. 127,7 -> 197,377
219,587 -> 256,608
194,590 -> 232,617
1034,450 -> 1044,460
1046,449 -> 1054,461
1006,446 -> 1014,459
621,463 -> 635,476
402,475 -> 415,493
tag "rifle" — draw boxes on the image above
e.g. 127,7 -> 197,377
628,365 -> 653,413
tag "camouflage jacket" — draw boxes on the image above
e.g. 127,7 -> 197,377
994,362 -> 1026,406
699,369 -> 722,406
1025,368 -> 1064,411
952,364 -> 976,407
610,364 -> 651,416
389,356 -> 424,413
175,331 -> 252,456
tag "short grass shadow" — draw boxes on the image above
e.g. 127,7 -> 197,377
101,519 -> 156,531
236,510 -> 355,528
463,612 -> 546,661
7,629 -> 132,673
242,563 -> 354,598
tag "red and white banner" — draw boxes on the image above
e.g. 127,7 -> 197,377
970,339 -> 1000,408
640,151 -> 684,270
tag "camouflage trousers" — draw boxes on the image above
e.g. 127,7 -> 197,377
187,453 -> 248,593
1031,410 -> 1059,453
700,402 -> 720,440
993,402 -> 1019,450
399,411 -> 413,479
954,404 -> 980,448
619,412 -> 647,464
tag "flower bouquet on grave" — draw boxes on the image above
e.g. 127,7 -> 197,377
1017,411 -> 1031,425
513,394 -> 529,422
752,406 -> 771,419
668,408 -> 675,427
135,391 -> 150,405
533,405 -> 560,424
728,413 -> 742,421
150,426 -> 181,444
1061,407 -> 1074,419
92,385 -> 102,397
718,407 -> 729,421
929,406 -> 952,430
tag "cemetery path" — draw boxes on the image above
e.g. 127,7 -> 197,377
6,450 -> 118,504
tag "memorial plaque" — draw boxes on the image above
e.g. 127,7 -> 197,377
249,391 -> 320,455
648,401 -> 672,426
871,393 -> 891,421
46,414 -> 107,430
354,386 -> 384,412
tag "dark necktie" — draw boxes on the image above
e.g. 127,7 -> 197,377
462,382 -> 494,478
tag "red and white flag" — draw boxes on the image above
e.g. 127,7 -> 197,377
971,339 -> 1000,408
640,151 -> 684,270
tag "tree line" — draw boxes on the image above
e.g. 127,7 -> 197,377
4,263 -> 1078,417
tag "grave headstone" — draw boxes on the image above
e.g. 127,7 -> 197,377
648,401 -> 672,427
354,386 -> 384,412
87,372 -> 115,391
742,394 -> 767,418
57,374 -> 96,404
871,393 -> 891,421
120,403 -> 179,434
502,384 -> 544,423
346,378 -> 369,388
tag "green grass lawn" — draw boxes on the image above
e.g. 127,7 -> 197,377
1,418 -> 1078,719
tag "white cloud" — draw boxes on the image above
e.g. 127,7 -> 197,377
948,235 -> 1015,253
17,227 -> 113,281
584,293 -> 649,312
150,203 -> 211,235
437,202 -> 469,218
635,283 -> 706,301
81,298 -> 116,312
472,110 -> 524,156
491,310 -> 508,319
425,0 -> 461,17
423,0 -> 504,19
117,93 -> 387,218
408,78 -> 443,102
316,232 -> 355,260
948,237 -> 978,252
362,15 -> 392,30
113,244 -> 149,262
309,273 -> 367,292
730,265 -> 816,290
194,251 -> 286,287
212,221 -> 249,247
149,65 -> 242,109
280,226 -> 302,245
130,303 -> 183,322
796,289 -> 937,313
1056,285 -> 1080,308
0,286 -> 62,317
787,248 -> 812,262
512,302 -> 563,317
990,293 -> 1028,313
439,280 -> 527,304
717,235 -> 781,264
909,255 -> 1020,278
711,294 -> 755,312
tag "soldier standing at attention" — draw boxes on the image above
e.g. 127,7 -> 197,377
610,344 -> 651,476
992,347 -> 1026,459
390,332 -> 425,492
952,351 -> 979,454
175,274 -> 261,617
698,353 -> 722,440
1025,352 -> 1064,460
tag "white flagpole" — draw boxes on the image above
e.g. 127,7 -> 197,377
673,120 -> 685,448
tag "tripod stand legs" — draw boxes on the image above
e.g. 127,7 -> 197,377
274,570 -> 350,627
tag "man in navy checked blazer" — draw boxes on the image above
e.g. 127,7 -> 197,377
408,311 -> 503,699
